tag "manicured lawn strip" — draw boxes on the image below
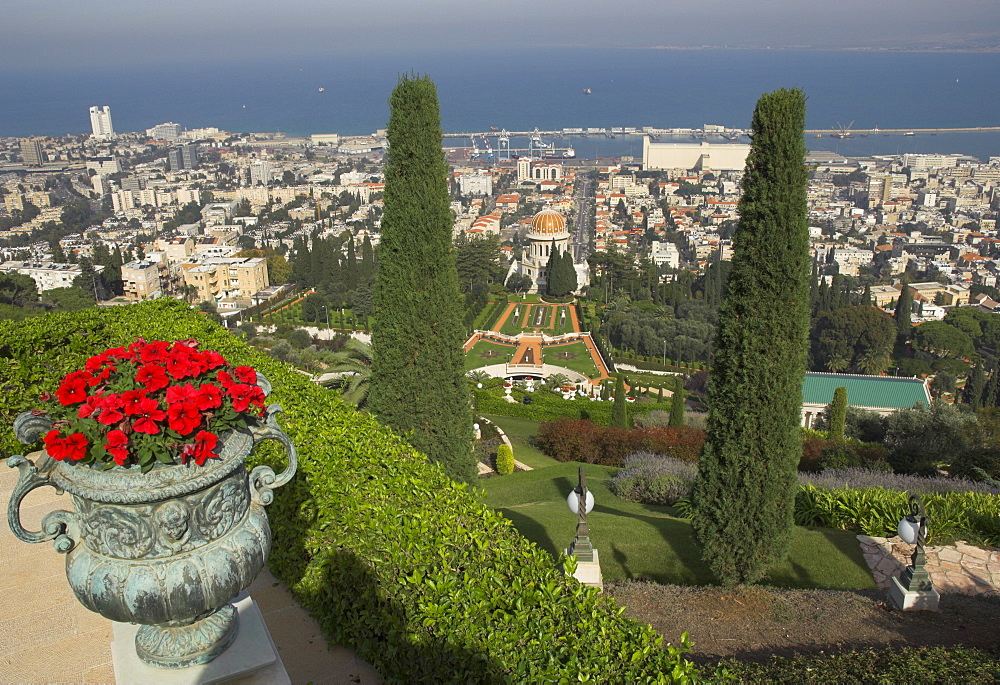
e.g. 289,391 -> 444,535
466,341 -> 515,370
543,341 -> 600,379
500,304 -> 530,335
482,414 -> 560,470
482,462 -> 877,590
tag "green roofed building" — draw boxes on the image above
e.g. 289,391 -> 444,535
801,372 -> 931,429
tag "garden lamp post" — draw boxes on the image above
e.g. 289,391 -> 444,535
888,493 -> 939,611
321,305 -> 330,330
662,339 -> 666,367
565,465 -> 595,563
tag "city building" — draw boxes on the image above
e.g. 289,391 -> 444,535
650,240 -> 680,270
249,159 -> 271,186
642,139 -> 750,172
146,122 -> 183,141
86,156 -> 122,175
800,372 -> 930,429
458,171 -> 493,196
121,258 -> 165,300
19,138 -> 45,166
0,261 -> 104,292
180,256 -> 269,305
168,143 -> 199,171
89,105 -> 115,140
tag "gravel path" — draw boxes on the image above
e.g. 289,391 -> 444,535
607,581 -> 1000,665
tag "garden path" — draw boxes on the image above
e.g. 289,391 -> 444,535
859,534 -> 1000,596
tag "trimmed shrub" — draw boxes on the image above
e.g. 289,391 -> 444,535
535,419 -> 706,467
819,442 -> 860,470
495,443 -> 515,475
0,301 -> 698,683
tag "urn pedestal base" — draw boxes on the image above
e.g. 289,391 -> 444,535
112,594 -> 289,684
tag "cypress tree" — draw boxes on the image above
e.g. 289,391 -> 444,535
828,387 -> 847,441
369,74 -> 474,483
610,375 -> 628,428
894,286 -> 913,342
965,364 -> 987,409
344,232 -> 358,289
669,375 -> 685,427
691,88 -> 811,585
360,235 -> 376,286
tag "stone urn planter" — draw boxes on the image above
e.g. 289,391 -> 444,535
6,349 -> 296,670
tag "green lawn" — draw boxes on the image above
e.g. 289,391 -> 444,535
481,462 -> 877,590
500,304 -> 577,336
482,414 -> 560,470
542,341 -> 599,379
466,341 -> 515,370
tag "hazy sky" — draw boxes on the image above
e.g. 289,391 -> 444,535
3,0 -> 997,69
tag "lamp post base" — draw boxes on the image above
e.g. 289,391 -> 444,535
888,575 -> 940,611
564,548 -> 603,590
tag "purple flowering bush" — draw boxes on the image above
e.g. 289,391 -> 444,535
799,467 -> 1000,496
609,453 -> 697,506
610,457 -> 1000,546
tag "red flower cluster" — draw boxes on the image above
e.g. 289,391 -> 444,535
42,339 -> 265,469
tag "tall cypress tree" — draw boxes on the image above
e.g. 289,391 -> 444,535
828,387 -> 847,441
669,375 -> 685,427
610,375 -> 628,428
691,88 -> 811,585
369,74 -> 474,483
894,285 -> 913,342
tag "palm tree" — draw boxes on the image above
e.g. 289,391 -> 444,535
857,347 -> 889,375
825,354 -> 849,374
546,372 -> 571,390
320,339 -> 373,408
468,370 -> 491,386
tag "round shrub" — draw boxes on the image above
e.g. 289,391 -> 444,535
820,442 -> 861,470
495,443 -> 515,476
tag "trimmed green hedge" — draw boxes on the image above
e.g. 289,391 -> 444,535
0,301 -> 699,683
474,384 -> 675,425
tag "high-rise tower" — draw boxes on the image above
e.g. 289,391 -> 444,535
89,106 -> 115,140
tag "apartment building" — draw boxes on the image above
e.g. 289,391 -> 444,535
181,257 -> 269,304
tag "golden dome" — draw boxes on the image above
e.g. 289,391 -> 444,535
529,209 -> 567,235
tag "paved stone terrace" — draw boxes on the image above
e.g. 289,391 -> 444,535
859,534 -> 1000,595
1,461 -> 382,684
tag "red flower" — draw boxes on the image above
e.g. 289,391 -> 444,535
198,351 -> 227,374
216,370 -> 235,388
105,430 -> 130,466
121,389 -> 147,416
166,349 -> 198,380
166,383 -> 198,405
181,430 -> 219,466
137,339 -> 170,364
44,430 -> 89,462
132,397 -> 166,435
77,395 -> 104,419
194,383 -> 223,411
96,393 -> 125,426
135,364 -> 170,392
228,383 -> 265,413
233,366 -> 257,384
167,402 -> 202,436
56,371 -> 92,406
105,346 -> 134,362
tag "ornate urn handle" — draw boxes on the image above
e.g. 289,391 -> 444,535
6,412 -> 80,553
248,404 -> 298,506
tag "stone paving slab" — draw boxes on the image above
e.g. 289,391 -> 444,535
858,534 -> 1000,596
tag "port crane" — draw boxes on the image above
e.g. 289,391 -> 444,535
832,120 -> 855,139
